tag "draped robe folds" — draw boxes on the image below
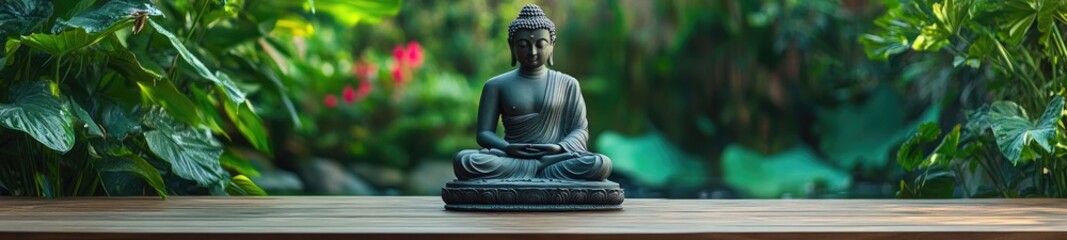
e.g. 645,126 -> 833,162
454,70 -> 612,181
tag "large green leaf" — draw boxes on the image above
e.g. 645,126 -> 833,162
69,97 -> 104,138
997,0 -> 1063,45
595,131 -> 706,188
989,96 -> 1064,164
137,80 -> 202,127
109,47 -> 163,83
188,85 -> 227,137
49,0 -> 97,25
147,18 -> 246,105
51,0 -> 162,33
0,0 -> 52,36
0,81 -> 74,152
721,144 -> 852,198
927,125 -> 962,169
144,111 -> 227,188
898,122 -> 940,171
101,104 -> 139,140
306,0 -> 402,26
225,99 -> 272,156
19,24 -> 124,56
96,153 -> 167,198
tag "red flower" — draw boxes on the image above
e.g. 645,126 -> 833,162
393,46 -> 406,65
391,41 -> 425,69
391,65 -> 404,84
405,41 -> 424,69
324,95 -> 338,108
342,85 -> 356,103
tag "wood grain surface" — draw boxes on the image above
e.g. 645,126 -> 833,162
1,196 -> 1065,240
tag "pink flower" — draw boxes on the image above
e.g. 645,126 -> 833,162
391,41 -> 425,69
324,95 -> 338,108
405,41 -> 424,69
351,62 -> 377,81
342,85 -> 356,103
393,46 -> 406,65
391,65 -> 404,84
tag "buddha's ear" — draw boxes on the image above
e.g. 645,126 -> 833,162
547,38 -> 555,66
508,40 -> 517,67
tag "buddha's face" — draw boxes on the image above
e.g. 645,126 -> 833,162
510,28 -> 554,68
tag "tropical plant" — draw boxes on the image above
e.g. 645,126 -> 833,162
865,0 -> 1067,197
0,0 -> 402,198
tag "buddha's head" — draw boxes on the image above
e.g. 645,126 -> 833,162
508,4 -> 556,68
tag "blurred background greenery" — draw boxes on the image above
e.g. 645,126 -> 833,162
4,0 -> 1001,199
244,0 -> 945,199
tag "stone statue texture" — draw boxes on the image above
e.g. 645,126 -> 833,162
443,4 -> 622,211
452,4 -> 613,181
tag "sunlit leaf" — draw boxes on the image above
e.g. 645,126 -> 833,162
144,110 -> 227,188
307,0 -> 402,26
226,175 -> 266,196
0,81 -> 74,153
927,125 -> 961,168
51,0 -> 162,33
989,96 -> 1064,164
898,122 -> 940,171
137,80 -> 202,127
20,24 -> 124,56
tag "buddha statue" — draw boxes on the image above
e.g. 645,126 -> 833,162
442,4 -> 623,211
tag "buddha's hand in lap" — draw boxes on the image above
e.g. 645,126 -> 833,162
504,143 -> 563,159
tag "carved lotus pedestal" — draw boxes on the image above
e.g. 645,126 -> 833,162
441,178 -> 624,211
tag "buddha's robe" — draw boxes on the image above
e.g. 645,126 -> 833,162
454,70 -> 612,181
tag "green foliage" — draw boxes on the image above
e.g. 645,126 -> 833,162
226,175 -> 265,196
898,122 -> 941,171
0,0 -> 365,197
989,96 -> 1063,164
144,110 -> 226,189
97,153 -> 167,198
898,172 -> 956,198
0,0 -> 52,36
721,144 -> 852,198
147,18 -> 245,105
867,0 -> 1067,198
20,26 -> 119,56
0,81 -> 75,152
51,0 -> 162,33
595,131 -> 706,188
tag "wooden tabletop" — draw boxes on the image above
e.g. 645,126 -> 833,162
1,196 -> 1066,240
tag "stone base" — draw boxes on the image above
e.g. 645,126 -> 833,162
441,178 -> 624,212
